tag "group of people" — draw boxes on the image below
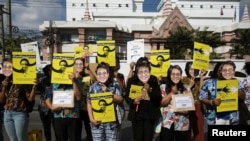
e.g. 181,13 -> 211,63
0,54 -> 250,141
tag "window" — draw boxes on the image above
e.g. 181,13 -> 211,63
223,5 -> 225,8
118,4 -> 121,7
72,18 -> 75,21
231,5 -> 234,8
181,5 -> 184,8
200,5 -> 203,8
81,3 -> 84,6
60,34 -> 71,42
106,4 -> 109,7
126,4 -> 129,7
210,5 -> 213,8
93,3 -> 96,7
190,5 -> 193,8
72,3 -> 75,6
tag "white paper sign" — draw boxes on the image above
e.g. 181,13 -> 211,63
127,39 -> 144,63
172,93 -> 195,112
52,91 -> 74,108
21,41 -> 41,71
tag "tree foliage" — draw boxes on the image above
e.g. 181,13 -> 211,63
0,31 -> 42,57
165,26 -> 225,59
229,29 -> 250,58
165,26 -> 194,59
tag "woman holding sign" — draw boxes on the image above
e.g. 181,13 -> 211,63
183,62 -> 205,141
0,58 -> 37,141
44,58 -> 83,141
87,62 -> 124,141
159,65 -> 192,141
199,61 -> 245,125
125,62 -> 162,141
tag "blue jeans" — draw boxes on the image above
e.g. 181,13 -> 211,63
4,110 -> 28,141
0,110 -> 3,141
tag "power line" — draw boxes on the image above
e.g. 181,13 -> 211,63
0,1 -> 249,9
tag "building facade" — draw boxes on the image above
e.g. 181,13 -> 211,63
39,0 -> 250,61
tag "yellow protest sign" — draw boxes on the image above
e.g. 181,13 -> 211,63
90,92 -> 116,123
150,50 -> 170,77
12,52 -> 36,84
51,53 -> 74,84
216,79 -> 238,112
193,42 -> 210,71
97,40 -> 116,66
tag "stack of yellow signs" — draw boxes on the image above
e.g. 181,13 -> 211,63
90,92 -> 116,123
192,42 -> 210,71
12,52 -> 36,84
150,50 -> 170,77
96,40 -> 116,66
51,53 -> 74,84
216,79 -> 238,112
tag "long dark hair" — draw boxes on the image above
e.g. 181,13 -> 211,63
74,57 -> 86,77
165,65 -> 185,94
243,62 -> 250,75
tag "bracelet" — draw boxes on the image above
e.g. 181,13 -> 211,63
210,100 -> 213,106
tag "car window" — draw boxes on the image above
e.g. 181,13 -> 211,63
235,71 -> 246,77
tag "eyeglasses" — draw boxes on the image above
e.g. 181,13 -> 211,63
97,72 -> 108,76
74,63 -> 83,66
138,70 -> 150,75
222,68 -> 234,73
3,65 -> 12,69
171,73 -> 181,77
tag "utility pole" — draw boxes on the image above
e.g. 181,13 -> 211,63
6,0 -> 12,50
49,21 -> 53,61
0,5 -> 5,60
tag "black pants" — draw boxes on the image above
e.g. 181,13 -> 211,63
160,124 -> 188,141
80,110 -> 93,141
54,118 -> 81,141
39,110 -> 57,141
132,119 -> 155,141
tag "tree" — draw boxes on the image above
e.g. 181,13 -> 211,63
165,26 -> 194,59
194,27 -> 225,59
0,30 -> 42,58
229,29 -> 250,58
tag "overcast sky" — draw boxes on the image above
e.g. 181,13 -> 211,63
0,0 -> 249,32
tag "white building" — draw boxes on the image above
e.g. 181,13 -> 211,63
39,0 -> 250,61
66,0 -> 241,32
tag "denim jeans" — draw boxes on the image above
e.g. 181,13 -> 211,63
0,110 -> 3,141
4,110 -> 28,141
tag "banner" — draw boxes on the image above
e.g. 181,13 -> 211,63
127,39 -> 144,63
12,52 -> 36,84
51,53 -> 74,84
90,92 -> 116,123
21,41 -> 41,71
216,79 -> 238,112
150,50 -> 170,77
193,42 -> 210,71
96,40 -> 115,66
